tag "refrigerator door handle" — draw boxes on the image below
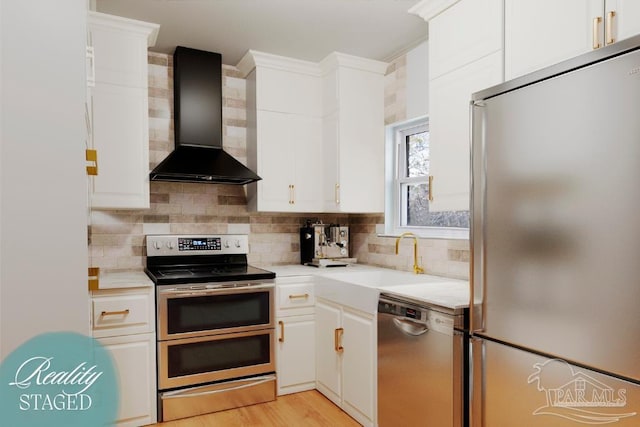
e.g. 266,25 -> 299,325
470,99 -> 487,333
469,336 -> 486,427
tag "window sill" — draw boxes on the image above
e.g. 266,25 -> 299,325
379,227 -> 469,240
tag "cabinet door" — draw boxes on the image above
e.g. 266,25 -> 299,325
291,115 -> 323,212
255,111 -> 323,212
276,315 -> 316,395
429,0 -> 503,79
99,333 -> 157,426
336,68 -> 385,213
256,67 -> 322,116
322,111 -> 340,211
342,308 -> 376,426
429,51 -> 503,212
607,0 -> 640,44
89,20 -> 148,88
505,0 -> 603,80
315,300 -> 342,406
90,84 -> 150,209
255,110 -> 295,210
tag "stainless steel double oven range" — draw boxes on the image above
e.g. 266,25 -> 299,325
145,234 -> 276,422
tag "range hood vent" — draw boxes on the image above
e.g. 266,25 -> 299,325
150,46 -> 261,185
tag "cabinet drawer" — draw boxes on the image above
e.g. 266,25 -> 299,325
92,293 -> 153,336
278,283 -> 315,310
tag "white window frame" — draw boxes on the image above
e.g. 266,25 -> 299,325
384,116 -> 469,239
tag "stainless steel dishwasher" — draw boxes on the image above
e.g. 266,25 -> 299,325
377,293 -> 467,427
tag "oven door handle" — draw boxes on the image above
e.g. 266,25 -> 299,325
161,375 -> 276,399
160,284 -> 273,297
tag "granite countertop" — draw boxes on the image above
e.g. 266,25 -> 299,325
266,263 -> 469,314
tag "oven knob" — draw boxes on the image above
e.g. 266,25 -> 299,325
166,241 -> 175,250
153,241 -> 162,250
234,240 -> 241,248
224,240 -> 230,248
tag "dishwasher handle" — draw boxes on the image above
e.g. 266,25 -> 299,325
392,317 -> 429,336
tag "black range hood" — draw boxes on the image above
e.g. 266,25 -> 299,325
150,46 -> 261,185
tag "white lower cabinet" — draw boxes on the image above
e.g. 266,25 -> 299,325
275,277 -> 316,396
98,333 -> 156,427
91,285 -> 156,426
276,315 -> 316,395
315,298 -> 375,427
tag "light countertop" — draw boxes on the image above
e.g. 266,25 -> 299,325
267,263 -> 469,314
98,270 -> 153,289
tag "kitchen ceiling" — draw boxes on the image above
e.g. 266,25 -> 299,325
95,0 -> 427,65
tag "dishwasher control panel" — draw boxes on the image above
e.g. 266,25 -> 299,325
378,300 -> 428,322
378,296 -> 458,335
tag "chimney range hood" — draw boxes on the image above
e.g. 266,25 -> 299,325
150,46 -> 261,185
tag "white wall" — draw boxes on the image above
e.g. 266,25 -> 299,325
406,41 -> 429,119
1,0 -> 89,358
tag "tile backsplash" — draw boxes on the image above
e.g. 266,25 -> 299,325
88,52 -> 469,280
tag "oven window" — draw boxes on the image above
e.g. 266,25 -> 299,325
167,333 -> 271,378
167,291 -> 270,334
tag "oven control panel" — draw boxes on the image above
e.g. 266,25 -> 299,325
146,234 -> 249,256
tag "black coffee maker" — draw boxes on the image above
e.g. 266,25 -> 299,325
300,221 -> 352,266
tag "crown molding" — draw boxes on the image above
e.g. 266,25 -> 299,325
236,50 -> 320,78
408,0 -> 461,22
88,11 -> 160,47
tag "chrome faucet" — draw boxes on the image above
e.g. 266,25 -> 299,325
395,232 -> 424,274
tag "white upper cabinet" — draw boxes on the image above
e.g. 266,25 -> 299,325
88,12 -> 159,210
414,0 -> 504,212
505,0 -> 640,80
240,51 -> 324,212
239,50 -> 386,214
429,51 -> 503,212
320,53 -> 387,213
428,0 -> 503,79
610,0 -> 640,43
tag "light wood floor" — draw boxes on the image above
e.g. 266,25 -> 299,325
155,390 -> 362,427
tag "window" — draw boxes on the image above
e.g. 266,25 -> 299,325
385,117 -> 469,239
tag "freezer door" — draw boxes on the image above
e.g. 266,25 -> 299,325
471,338 -> 640,426
471,46 -> 640,381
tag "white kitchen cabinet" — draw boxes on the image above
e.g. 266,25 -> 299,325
505,0 -> 640,80
429,51 -> 503,212
276,277 -> 316,395
87,12 -> 159,209
251,110 -> 323,212
424,0 -> 504,212
98,333 -> 156,427
276,315 -> 316,395
321,53 -> 387,213
91,285 -> 157,426
428,0 -> 503,80
240,51 -> 324,212
315,298 -> 376,427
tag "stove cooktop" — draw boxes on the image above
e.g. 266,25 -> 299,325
145,264 -> 275,286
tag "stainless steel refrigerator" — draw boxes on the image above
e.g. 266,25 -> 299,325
470,35 -> 640,426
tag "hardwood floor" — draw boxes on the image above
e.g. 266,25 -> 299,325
155,390 -> 362,427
